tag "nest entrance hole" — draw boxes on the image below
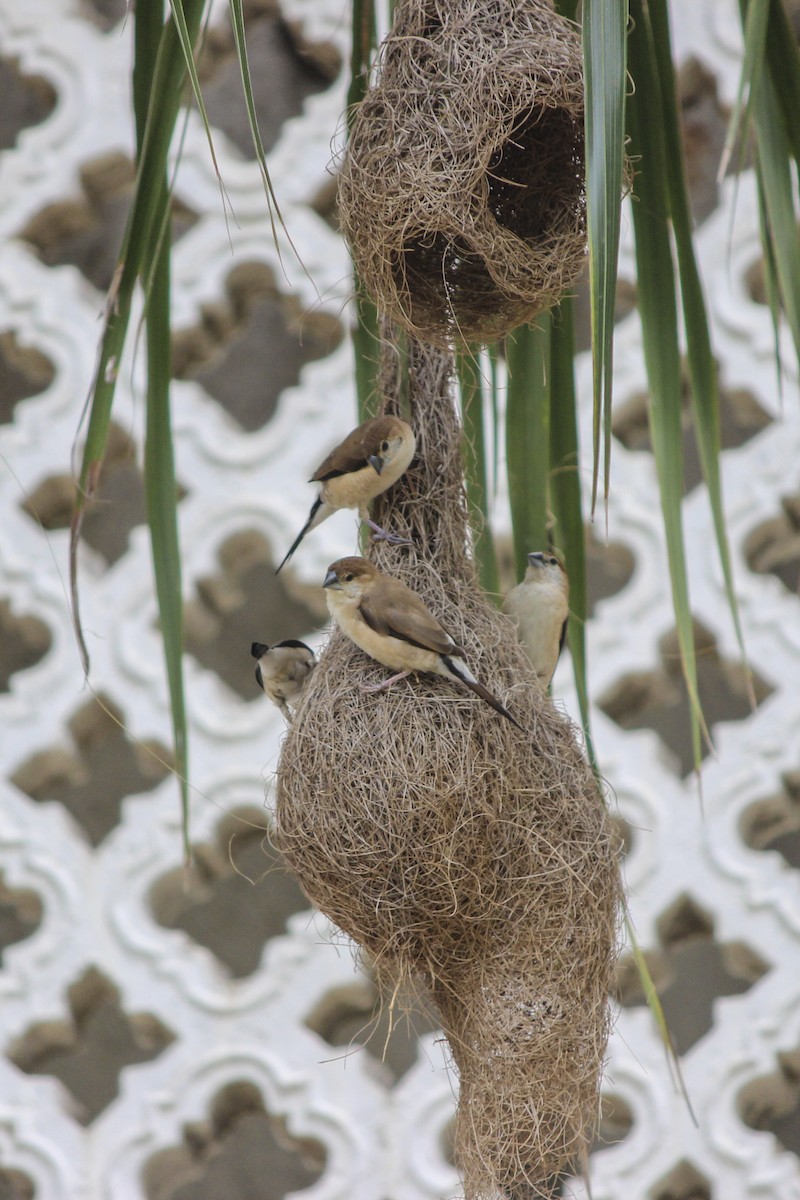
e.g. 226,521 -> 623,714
486,107 -> 584,241
390,105 -> 584,340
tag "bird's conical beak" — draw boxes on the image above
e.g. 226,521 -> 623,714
323,568 -> 340,589
367,453 -> 383,475
251,642 -> 269,658
527,552 -> 545,569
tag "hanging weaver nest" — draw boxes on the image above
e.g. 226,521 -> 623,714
337,0 -> 587,347
275,340 -> 621,1197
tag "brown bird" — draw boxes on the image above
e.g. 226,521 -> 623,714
251,639 -> 316,718
502,551 -> 569,687
323,556 -> 522,728
276,416 -> 416,573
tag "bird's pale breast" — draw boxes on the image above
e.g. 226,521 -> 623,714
327,592 -> 441,674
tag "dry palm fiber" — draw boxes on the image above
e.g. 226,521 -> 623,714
275,337 -> 621,1197
337,0 -> 586,347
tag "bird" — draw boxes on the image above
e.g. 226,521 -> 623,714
323,556 -> 522,728
502,551 -> 569,687
276,416 -> 416,573
251,639 -> 316,718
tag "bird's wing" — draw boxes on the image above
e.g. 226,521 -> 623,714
289,652 -> 314,683
558,617 -> 568,658
311,425 -> 376,481
359,578 -> 459,656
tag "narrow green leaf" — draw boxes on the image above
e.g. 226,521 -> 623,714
628,0 -> 706,768
554,0 -> 579,20
71,0 -> 206,669
755,172 -> 785,395
458,352 -> 500,597
648,0 -> 751,698
624,910 -> 698,1126
133,0 -> 165,149
764,0 -> 800,166
348,0 -> 376,111
228,0 -> 302,264
582,0 -> 628,515
167,0 -> 226,197
718,0 -> 769,181
348,0 -> 380,419
487,342 -> 501,498
751,71 -> 800,366
70,308 -> 131,674
506,322 -> 551,581
136,2 -> 190,854
144,196 -> 190,863
548,301 -> 594,752
353,275 -> 381,421
749,0 -> 800,383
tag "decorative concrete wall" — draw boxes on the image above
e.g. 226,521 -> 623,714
0,0 -> 798,1196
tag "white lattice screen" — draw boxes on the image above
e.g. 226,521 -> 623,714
1,0 -> 799,1197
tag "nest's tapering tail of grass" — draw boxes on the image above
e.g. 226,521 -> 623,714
276,337 -> 622,1197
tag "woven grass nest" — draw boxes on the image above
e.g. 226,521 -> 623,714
276,342 -> 621,1197
337,0 -> 586,347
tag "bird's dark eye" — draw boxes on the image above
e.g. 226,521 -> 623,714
549,556 -> 558,565
343,572 -> 354,582
381,440 -> 389,452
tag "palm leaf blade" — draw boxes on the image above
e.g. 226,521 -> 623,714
582,0 -> 628,513
145,204 -> 190,862
71,0 -> 206,669
628,0 -> 705,768
548,302 -> 592,746
506,321 -> 552,581
647,0 -> 751,689
458,353 -> 499,597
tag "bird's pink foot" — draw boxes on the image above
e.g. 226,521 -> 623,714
364,519 -> 414,547
360,670 -> 412,693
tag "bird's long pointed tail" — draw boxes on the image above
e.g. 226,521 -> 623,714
442,655 -> 524,730
276,497 -> 326,574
